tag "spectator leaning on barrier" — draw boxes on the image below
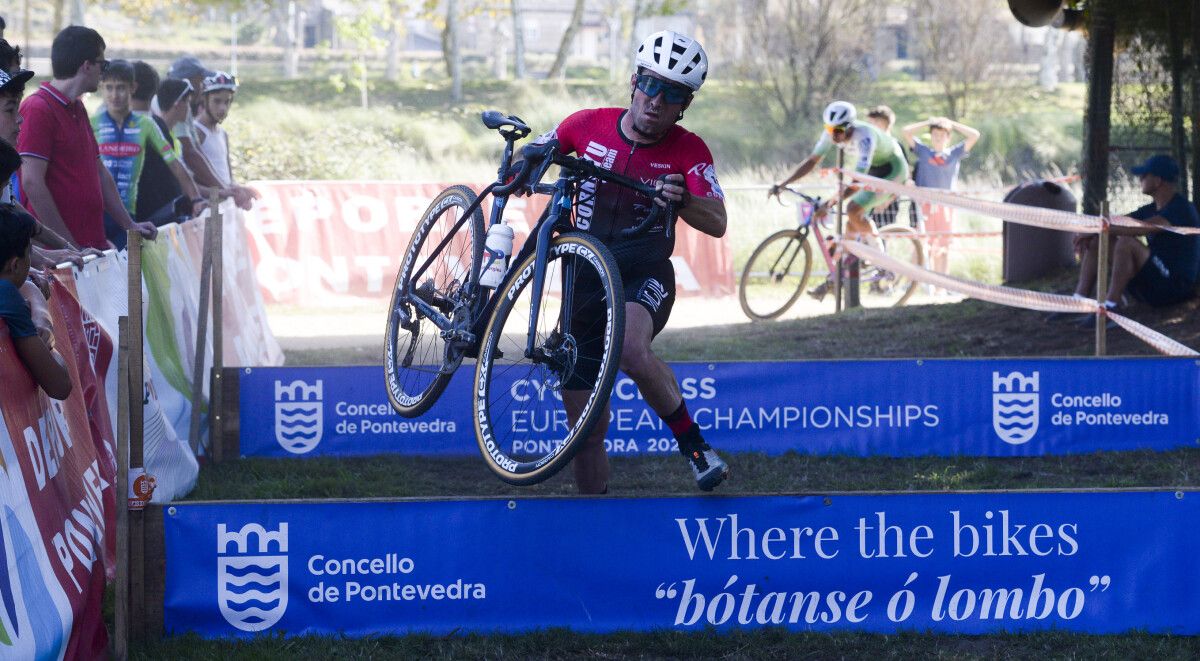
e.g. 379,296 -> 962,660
18,26 -> 157,250
901,116 -> 982,275
194,71 -> 259,210
166,55 -> 227,194
138,77 -> 208,226
92,60 -> 202,247
1067,154 -> 1200,320
0,51 -> 93,269
0,201 -> 71,399
865,105 -> 905,227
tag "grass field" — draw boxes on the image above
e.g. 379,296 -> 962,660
136,270 -> 1200,659
128,65 -> 1200,658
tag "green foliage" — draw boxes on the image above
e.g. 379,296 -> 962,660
222,76 -> 1087,184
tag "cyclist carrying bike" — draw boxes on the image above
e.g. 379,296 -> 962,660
524,30 -> 729,494
769,101 -> 910,298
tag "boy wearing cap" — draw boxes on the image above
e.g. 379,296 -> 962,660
1070,154 -> 1200,314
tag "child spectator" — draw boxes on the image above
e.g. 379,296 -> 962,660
139,78 -> 208,225
194,72 -> 258,210
901,116 -> 983,274
0,202 -> 72,399
166,55 -> 227,194
93,59 -> 199,247
130,60 -> 158,115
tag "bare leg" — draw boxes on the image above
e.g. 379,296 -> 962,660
1073,235 -> 1098,297
619,303 -> 682,415
563,391 -> 609,495
1106,236 -> 1150,305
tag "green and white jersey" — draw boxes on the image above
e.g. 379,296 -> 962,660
811,120 -> 905,174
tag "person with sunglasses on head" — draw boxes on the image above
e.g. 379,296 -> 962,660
135,78 -> 211,226
769,101 -> 910,299
17,26 -> 157,251
166,55 -> 229,198
194,71 -> 258,211
521,30 -> 729,494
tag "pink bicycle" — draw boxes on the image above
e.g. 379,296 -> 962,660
739,186 -> 925,321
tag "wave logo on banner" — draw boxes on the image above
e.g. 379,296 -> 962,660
993,370 -> 1040,445
275,380 -> 323,454
217,523 -> 289,632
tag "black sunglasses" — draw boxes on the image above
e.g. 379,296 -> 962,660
635,73 -> 691,105
92,57 -> 110,72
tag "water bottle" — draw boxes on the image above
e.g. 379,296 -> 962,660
479,222 -> 514,288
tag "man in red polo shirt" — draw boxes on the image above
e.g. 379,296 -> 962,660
17,25 -> 156,250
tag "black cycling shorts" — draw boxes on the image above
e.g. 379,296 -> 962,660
1127,255 -> 1196,307
563,260 -> 676,391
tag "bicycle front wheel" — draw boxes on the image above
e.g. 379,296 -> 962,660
739,229 -> 813,321
474,232 -> 625,486
385,185 -> 484,417
858,225 -> 924,308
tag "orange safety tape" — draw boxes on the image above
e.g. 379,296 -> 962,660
840,239 -> 1200,357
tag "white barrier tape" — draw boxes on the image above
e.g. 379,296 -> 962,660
839,240 -> 1094,313
841,170 -> 1200,237
1108,312 -> 1200,357
841,239 -> 1200,357
839,170 -> 1105,232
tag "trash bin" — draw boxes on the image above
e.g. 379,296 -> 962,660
1002,180 -> 1077,283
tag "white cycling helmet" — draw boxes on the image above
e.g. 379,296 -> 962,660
823,100 -> 856,129
202,71 -> 238,94
634,30 -> 708,91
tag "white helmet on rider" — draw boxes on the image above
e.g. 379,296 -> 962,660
823,100 -> 856,130
635,30 -> 708,91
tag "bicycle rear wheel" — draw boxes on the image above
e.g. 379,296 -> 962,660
474,232 -> 624,486
738,229 -> 813,321
385,185 -> 484,417
858,225 -> 924,308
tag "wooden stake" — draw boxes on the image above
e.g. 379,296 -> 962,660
835,149 -> 845,313
211,199 -> 226,462
1096,200 -> 1110,356
114,317 -> 130,661
189,205 -> 217,455
126,231 -> 146,640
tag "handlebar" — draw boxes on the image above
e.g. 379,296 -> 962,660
491,138 -> 679,240
771,185 -> 822,208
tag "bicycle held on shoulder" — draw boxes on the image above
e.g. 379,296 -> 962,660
384,110 -> 678,486
738,186 -> 924,321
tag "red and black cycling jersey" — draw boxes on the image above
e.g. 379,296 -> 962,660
530,107 -> 724,263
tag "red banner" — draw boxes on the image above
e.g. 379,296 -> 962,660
0,278 -> 117,659
244,181 -> 734,305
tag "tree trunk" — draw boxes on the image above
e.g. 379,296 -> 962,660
1081,0 -> 1115,216
1039,27 -> 1060,91
512,0 -> 527,79
386,22 -> 400,81
445,0 -> 462,101
1192,0 -> 1200,209
548,0 -> 586,79
52,0 -> 65,34
283,1 -> 300,79
1166,0 -> 1189,200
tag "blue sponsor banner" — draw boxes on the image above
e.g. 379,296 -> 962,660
241,358 -> 1200,458
164,491 -> 1200,637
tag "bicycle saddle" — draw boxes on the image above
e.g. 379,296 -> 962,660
481,110 -> 530,136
